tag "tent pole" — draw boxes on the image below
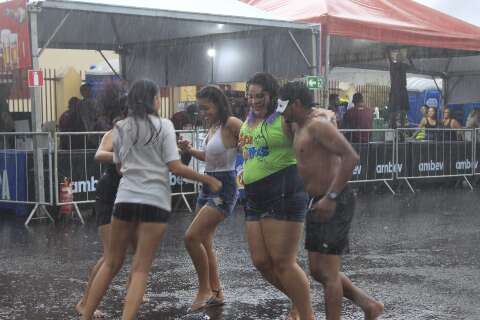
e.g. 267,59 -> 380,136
37,10 -> 72,57
323,34 -> 331,108
97,50 -> 121,79
288,31 -> 312,69
28,5 -> 49,221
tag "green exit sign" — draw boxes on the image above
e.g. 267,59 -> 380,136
305,76 -> 324,89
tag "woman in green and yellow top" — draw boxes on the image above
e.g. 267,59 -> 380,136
239,73 -> 314,320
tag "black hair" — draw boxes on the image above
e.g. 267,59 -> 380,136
278,81 -> 314,109
246,72 -> 279,117
125,79 -> 161,145
68,97 -> 80,110
196,85 -> 232,126
112,95 -> 128,125
80,83 -> 92,98
97,82 -> 125,127
352,92 -> 363,105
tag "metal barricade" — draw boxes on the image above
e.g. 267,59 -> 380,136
54,132 -> 105,224
54,130 -> 206,219
0,132 -> 54,225
341,129 -> 396,194
396,128 -> 475,192
475,128 -> 480,176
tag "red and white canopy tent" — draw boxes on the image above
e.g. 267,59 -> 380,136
242,0 -> 480,104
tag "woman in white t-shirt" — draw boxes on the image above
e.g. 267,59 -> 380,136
81,80 -> 221,320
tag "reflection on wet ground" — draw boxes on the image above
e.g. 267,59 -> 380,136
1,188 -> 479,319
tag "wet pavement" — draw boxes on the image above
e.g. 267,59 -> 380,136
1,188 -> 480,320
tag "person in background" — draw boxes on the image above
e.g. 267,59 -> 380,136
0,85 -> 14,149
171,104 -> 200,131
441,107 -> 463,141
78,84 -> 98,131
179,86 -> 242,312
328,94 -> 344,128
0,84 -> 14,134
77,83 -> 100,149
466,108 -> 480,128
418,105 -> 428,126
58,97 -> 83,149
417,107 -> 438,140
171,103 -> 200,165
94,82 -> 126,132
344,93 -> 373,143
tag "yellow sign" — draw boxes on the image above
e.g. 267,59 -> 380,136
180,86 -> 197,101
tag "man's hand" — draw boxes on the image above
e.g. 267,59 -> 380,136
313,108 -> 337,127
311,197 -> 337,222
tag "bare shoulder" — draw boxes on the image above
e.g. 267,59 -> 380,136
226,116 -> 243,129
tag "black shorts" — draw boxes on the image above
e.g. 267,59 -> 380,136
96,200 -> 113,227
112,203 -> 171,223
305,186 -> 355,255
244,165 -> 308,222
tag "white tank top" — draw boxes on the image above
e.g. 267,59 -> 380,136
204,126 -> 237,172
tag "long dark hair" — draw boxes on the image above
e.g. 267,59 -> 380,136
196,85 -> 232,127
126,79 -> 161,145
246,72 -> 279,119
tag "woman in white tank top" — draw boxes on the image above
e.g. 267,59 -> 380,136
178,86 -> 242,312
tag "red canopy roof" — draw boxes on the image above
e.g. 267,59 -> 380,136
241,0 -> 480,51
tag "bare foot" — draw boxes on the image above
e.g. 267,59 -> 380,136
286,306 -> 300,320
75,301 -> 85,316
364,300 -> 384,320
75,301 -> 106,319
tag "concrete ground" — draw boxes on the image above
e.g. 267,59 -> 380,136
0,187 -> 479,319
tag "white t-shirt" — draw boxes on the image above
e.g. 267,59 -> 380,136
113,115 -> 180,211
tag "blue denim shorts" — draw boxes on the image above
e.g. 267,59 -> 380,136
197,171 -> 238,217
244,165 -> 309,222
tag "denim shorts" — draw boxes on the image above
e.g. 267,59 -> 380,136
197,171 -> 238,217
244,165 -> 309,222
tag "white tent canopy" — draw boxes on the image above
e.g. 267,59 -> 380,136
31,0 -> 313,50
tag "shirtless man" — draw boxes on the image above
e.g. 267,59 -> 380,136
277,81 -> 384,320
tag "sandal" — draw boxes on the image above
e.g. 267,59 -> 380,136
187,298 -> 210,313
205,288 -> 224,308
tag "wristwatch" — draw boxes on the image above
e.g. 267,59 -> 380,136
326,191 -> 340,201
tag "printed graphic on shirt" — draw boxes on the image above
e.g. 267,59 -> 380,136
239,133 -> 269,161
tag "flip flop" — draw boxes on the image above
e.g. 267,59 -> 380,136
205,289 -> 224,308
187,298 -> 210,313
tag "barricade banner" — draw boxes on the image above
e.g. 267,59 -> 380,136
350,142 -> 397,182
343,129 -> 396,182
408,141 -> 475,177
56,150 -> 194,204
397,128 -> 475,179
0,150 -> 27,214
476,129 -> 480,175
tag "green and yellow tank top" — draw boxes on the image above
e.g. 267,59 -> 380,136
239,115 -> 296,185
